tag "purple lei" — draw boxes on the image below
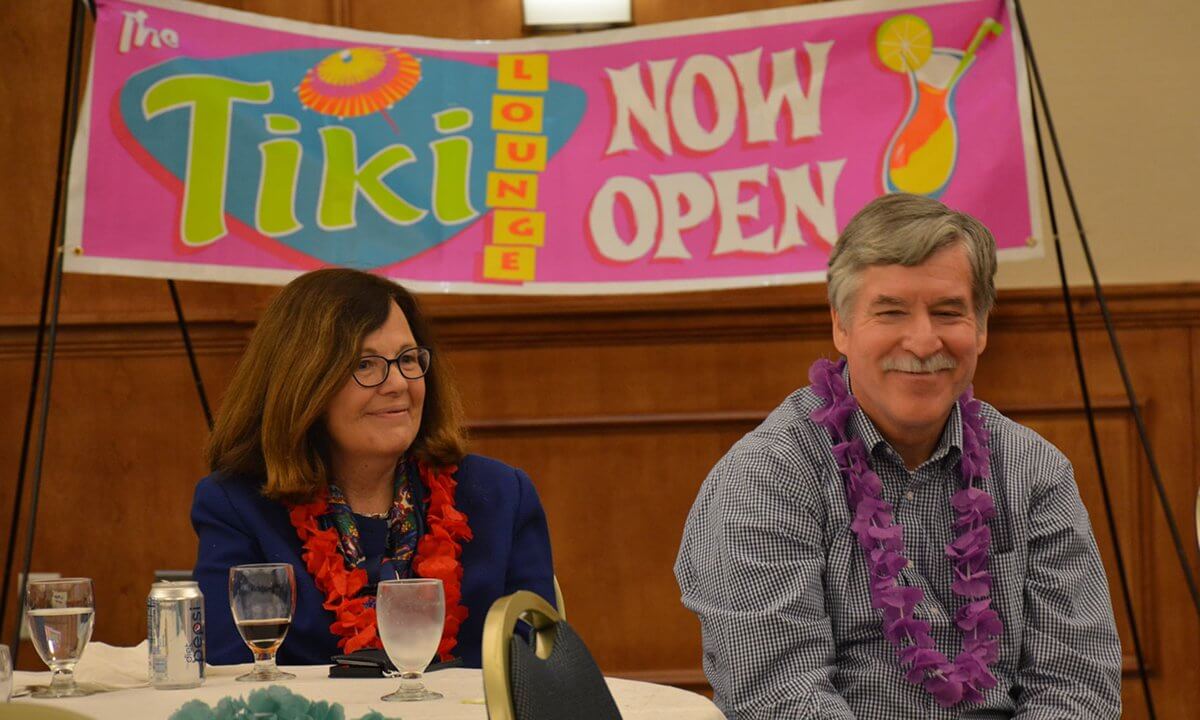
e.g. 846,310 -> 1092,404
809,357 -> 1004,707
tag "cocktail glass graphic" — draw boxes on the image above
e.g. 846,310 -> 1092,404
297,47 -> 422,134
877,15 -> 1003,197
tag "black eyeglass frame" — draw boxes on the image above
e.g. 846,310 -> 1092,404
351,346 -> 433,388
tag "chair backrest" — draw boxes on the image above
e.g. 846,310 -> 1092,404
482,591 -> 621,720
553,575 -> 565,620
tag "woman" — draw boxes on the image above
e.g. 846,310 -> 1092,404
191,269 -> 555,668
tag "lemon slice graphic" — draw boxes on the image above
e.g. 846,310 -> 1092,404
876,14 -> 933,73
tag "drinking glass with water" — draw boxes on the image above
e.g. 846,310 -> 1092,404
24,577 -> 95,698
377,578 -> 445,702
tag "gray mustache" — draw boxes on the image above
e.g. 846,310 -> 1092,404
881,354 -> 958,373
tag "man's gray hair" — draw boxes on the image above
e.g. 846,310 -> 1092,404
827,193 -> 998,323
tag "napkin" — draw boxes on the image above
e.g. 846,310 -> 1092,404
17,641 -> 151,695
70,640 -> 152,691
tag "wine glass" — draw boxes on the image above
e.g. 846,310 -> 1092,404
24,578 -> 95,698
377,578 -> 445,702
228,563 -> 296,682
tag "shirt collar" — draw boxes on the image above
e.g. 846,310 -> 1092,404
842,361 -> 963,470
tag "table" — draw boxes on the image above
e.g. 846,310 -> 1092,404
13,664 -> 723,719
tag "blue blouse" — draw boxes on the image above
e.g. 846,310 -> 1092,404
354,514 -> 389,589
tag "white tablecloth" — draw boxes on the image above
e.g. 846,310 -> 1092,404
13,664 -> 722,719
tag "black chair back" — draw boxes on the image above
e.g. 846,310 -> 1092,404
482,590 -> 622,720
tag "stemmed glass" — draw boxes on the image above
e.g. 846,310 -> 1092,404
377,578 -> 445,702
229,563 -> 296,682
24,578 -> 95,698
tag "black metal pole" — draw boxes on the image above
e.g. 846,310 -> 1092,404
1,0 -> 88,656
148,0 -> 210,432
1026,89 -> 1158,720
168,279 -> 215,431
10,247 -> 70,668
4,0 -> 214,659
1014,0 -> 1163,715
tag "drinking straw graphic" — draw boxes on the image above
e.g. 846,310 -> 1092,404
877,14 -> 1005,197
949,19 -> 1004,85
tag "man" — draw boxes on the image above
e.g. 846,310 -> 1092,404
675,194 -> 1122,718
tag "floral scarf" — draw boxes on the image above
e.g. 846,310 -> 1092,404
323,461 -> 421,585
289,458 -> 472,658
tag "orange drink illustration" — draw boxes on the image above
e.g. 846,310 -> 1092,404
878,16 -> 1003,197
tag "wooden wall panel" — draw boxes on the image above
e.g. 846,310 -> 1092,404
346,1 -> 524,39
0,325 -> 248,665
973,321 -> 1199,719
469,424 -> 754,671
449,337 -> 831,419
1013,408 -> 1151,669
634,0 -> 815,24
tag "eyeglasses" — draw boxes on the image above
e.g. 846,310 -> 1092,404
352,347 -> 432,388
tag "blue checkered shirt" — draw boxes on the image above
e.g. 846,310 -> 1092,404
675,377 -> 1122,719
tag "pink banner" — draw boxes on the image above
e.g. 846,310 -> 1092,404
66,0 -> 1040,294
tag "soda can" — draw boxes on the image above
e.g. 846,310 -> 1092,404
147,581 -> 205,689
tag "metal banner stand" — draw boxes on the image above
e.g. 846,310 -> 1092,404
1014,1 -> 1200,717
0,0 -> 214,663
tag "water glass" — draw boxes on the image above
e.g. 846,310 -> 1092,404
229,563 -> 296,682
25,577 -> 95,698
0,644 -> 11,702
377,578 -> 445,702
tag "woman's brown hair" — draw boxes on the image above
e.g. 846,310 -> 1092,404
206,269 -> 467,502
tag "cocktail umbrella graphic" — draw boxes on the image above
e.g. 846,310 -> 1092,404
878,16 -> 1003,197
297,47 -> 421,133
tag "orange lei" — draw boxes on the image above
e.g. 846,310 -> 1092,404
288,461 -> 473,660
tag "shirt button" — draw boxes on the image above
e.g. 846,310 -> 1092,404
904,491 -> 915,501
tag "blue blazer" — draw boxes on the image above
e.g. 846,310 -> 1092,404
191,454 -> 555,668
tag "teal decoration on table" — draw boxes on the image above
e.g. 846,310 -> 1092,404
168,684 -> 401,720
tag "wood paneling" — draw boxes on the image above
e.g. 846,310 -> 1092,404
1,2 -> 1197,718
